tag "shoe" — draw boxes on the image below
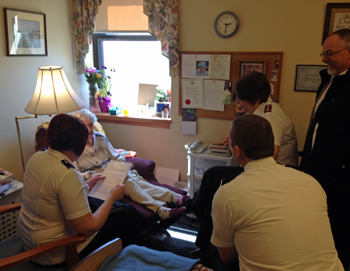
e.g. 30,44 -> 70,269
189,247 -> 207,259
175,195 -> 192,208
160,207 -> 186,228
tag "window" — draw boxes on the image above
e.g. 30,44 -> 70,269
93,32 -> 171,111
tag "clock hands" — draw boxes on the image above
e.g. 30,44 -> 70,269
224,22 -> 232,33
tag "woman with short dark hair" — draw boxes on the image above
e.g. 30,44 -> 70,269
18,114 -> 138,266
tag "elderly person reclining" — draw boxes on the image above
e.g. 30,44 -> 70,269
72,109 -> 190,227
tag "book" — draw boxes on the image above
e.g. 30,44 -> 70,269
0,169 -> 14,186
205,151 -> 232,157
88,161 -> 133,201
207,143 -> 231,154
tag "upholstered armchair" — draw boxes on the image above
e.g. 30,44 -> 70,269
34,122 -> 187,227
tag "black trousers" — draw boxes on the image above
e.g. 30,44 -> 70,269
79,198 -> 140,259
191,166 -> 244,249
324,185 -> 350,270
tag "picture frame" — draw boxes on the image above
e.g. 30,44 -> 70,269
322,3 -> 350,44
294,65 -> 327,92
3,8 -> 47,56
240,62 -> 265,78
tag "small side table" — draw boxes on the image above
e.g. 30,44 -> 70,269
187,151 -> 239,198
0,180 -> 23,242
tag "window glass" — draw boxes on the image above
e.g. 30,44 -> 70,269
93,33 -> 171,110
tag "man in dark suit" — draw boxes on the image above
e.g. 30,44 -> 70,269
300,28 -> 350,270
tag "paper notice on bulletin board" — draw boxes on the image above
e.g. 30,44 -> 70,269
182,108 -> 197,135
203,80 -> 226,111
210,55 -> 231,79
181,79 -> 203,108
182,54 -> 211,78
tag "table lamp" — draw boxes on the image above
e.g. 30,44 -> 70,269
15,65 -> 85,172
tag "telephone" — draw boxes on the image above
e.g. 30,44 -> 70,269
185,140 -> 208,153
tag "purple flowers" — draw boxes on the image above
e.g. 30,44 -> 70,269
98,96 -> 112,112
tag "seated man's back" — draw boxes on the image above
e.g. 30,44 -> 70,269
212,159 -> 343,270
211,114 -> 343,271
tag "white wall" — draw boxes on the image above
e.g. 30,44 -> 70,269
0,0 -> 348,183
0,0 -> 88,181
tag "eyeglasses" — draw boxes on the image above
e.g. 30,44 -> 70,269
320,47 -> 349,58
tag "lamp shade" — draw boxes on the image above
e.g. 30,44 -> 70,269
25,65 -> 85,115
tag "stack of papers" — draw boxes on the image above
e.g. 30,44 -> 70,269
206,142 -> 232,157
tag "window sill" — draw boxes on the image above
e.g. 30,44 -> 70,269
95,112 -> 172,129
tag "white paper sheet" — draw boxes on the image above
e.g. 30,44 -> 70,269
182,78 -> 204,108
210,55 -> 231,79
182,121 -> 197,135
203,80 -> 225,111
182,54 -> 211,78
88,161 -> 132,201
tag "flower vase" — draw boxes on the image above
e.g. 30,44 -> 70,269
98,101 -> 109,112
89,84 -> 100,112
98,96 -> 112,113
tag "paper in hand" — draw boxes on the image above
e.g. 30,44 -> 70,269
88,161 -> 133,201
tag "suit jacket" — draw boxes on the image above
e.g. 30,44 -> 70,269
300,68 -> 350,194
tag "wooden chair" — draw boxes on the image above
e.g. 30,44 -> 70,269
70,238 -> 122,271
0,203 -> 86,271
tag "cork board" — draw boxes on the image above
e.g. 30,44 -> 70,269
179,51 -> 283,120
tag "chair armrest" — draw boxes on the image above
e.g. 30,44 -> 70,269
0,202 -> 22,215
126,157 -> 156,181
70,238 -> 122,271
0,235 -> 86,270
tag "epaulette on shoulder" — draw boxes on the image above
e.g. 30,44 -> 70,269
61,159 -> 75,170
264,104 -> 272,113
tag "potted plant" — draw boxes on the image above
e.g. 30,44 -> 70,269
156,87 -> 171,102
97,66 -> 115,112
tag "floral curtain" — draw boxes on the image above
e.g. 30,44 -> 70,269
143,0 -> 179,77
73,0 -> 102,74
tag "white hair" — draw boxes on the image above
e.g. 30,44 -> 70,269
72,109 -> 97,123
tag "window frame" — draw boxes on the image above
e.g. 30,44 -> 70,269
92,32 -> 172,129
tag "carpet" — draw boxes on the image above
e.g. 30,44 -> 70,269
138,213 -> 200,258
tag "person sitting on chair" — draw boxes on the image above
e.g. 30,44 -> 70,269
18,114 -> 140,266
72,109 -> 191,228
211,114 -> 342,270
190,72 -> 298,259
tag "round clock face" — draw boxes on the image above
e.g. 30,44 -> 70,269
215,11 -> 239,38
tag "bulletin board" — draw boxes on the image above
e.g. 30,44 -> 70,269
179,51 -> 283,120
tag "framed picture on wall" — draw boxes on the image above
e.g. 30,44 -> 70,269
294,65 -> 327,92
240,62 -> 265,78
3,8 -> 47,56
322,3 -> 350,44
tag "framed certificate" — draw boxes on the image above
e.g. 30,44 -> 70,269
294,65 -> 327,92
322,3 -> 350,44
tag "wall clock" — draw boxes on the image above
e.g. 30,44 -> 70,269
215,11 -> 239,38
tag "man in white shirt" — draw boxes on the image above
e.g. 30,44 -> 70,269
211,114 -> 343,271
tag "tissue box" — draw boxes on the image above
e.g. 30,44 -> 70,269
0,169 -> 14,185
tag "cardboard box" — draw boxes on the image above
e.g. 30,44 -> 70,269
0,169 -> 14,186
